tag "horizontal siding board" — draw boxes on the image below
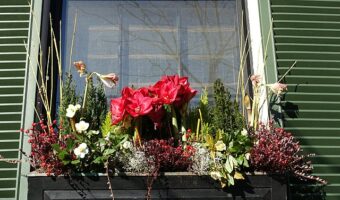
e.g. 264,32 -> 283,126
0,180 -> 16,189
273,13 -> 340,22
271,0 -> 340,7
0,22 -> 29,29
0,79 -> 25,86
310,157 -> 340,165
0,170 -> 16,179
0,114 -> 22,121
0,63 -> 26,69
0,123 -> 21,130
274,36 -> 340,44
0,38 -> 27,45
0,142 -> 19,150
285,85 -> 340,93
276,44 -> 340,52
277,60 -> 340,68
276,51 -> 340,60
278,68 -> 340,76
284,127 -> 340,137
0,0 -> 31,5
314,166 -> 340,174
283,93 -> 340,101
269,0 -> 340,199
0,88 -> 24,95
0,151 -> 19,159
0,71 -> 25,77
0,105 -> 22,112
0,132 -> 20,140
284,118 -> 340,128
0,191 -> 15,199
0,96 -> 23,104
284,110 -> 340,119
0,46 -> 25,52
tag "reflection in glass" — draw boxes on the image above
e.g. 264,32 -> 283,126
63,1 -> 240,102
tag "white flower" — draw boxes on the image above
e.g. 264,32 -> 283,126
210,171 -> 222,180
99,73 -> 119,88
75,120 -> 89,133
122,141 -> 132,150
269,82 -> 287,95
241,129 -> 248,136
74,143 -> 89,159
66,104 -> 81,118
215,140 -> 226,151
245,153 -> 251,160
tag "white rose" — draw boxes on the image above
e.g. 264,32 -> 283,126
66,104 -> 81,118
122,141 -> 132,149
74,143 -> 89,159
215,140 -> 226,152
241,129 -> 248,136
75,120 -> 89,133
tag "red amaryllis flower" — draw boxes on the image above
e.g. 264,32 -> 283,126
165,75 -> 197,107
153,80 -> 179,105
148,104 -> 166,129
110,97 -> 125,125
122,87 -> 135,98
125,90 -> 153,117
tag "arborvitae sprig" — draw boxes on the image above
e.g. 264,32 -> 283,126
83,78 -> 107,130
211,79 -> 244,133
59,74 -> 78,135
96,80 -> 107,126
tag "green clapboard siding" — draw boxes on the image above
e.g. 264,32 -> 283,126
0,0 -> 30,199
269,0 -> 340,199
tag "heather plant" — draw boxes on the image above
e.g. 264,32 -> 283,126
250,121 -> 327,184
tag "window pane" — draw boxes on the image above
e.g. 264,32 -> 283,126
62,0 -> 240,101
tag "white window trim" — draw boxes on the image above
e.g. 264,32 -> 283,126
245,0 -> 268,123
19,0 -> 43,200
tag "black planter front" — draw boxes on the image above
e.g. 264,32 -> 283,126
28,172 -> 287,200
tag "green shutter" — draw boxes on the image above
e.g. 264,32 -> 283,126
0,0 -> 30,199
261,0 -> 340,199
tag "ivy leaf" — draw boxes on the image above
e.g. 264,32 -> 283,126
103,148 -> 116,157
51,144 -> 61,152
92,157 -> 103,164
227,174 -> 234,185
243,157 -> 249,168
71,159 -> 80,165
62,160 -> 70,165
58,150 -> 69,160
224,158 -> 233,173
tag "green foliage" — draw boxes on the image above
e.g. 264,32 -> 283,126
101,112 -> 113,137
210,79 -> 244,133
59,74 -> 78,135
204,128 -> 252,187
82,78 -> 107,130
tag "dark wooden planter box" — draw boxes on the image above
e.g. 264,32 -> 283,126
28,172 -> 287,200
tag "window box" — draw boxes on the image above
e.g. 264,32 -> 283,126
28,172 -> 287,200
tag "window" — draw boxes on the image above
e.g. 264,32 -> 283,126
62,0 -> 242,102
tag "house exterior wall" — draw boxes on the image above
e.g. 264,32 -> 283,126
259,0 -> 340,199
0,0 -> 32,199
